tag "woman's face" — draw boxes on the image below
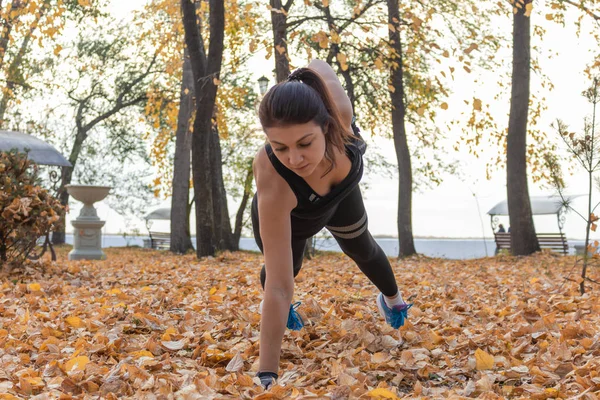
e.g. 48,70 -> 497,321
265,121 -> 326,178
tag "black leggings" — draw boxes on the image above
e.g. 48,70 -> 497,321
252,186 -> 398,297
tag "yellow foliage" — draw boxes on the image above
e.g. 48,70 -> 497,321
366,388 -> 400,399
64,356 -> 90,372
525,2 -> 533,17
65,316 -> 85,328
475,348 -> 495,370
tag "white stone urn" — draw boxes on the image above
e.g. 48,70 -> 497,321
65,185 -> 111,260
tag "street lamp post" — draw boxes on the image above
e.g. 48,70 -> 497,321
14,110 -> 21,131
258,76 -> 269,96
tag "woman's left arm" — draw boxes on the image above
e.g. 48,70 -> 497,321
307,59 -> 353,129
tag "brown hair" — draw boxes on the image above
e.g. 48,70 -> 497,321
258,68 -> 354,175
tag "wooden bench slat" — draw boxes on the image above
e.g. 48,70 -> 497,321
494,232 -> 568,255
148,231 -> 171,250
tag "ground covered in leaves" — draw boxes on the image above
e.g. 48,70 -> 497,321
0,247 -> 599,399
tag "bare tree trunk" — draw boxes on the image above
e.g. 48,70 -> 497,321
52,129 -> 86,245
210,119 -> 236,250
170,50 -> 194,254
387,0 -> 416,257
181,0 -> 225,257
52,166 -> 73,245
270,0 -> 292,82
507,0 -> 540,255
233,160 -> 253,245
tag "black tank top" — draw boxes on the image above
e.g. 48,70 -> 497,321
265,123 -> 366,221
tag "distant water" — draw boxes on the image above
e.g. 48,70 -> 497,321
65,235 -> 583,259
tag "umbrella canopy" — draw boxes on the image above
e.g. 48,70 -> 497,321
0,130 -> 71,167
144,207 -> 171,221
487,195 -> 584,216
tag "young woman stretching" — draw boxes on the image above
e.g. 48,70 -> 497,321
251,60 -> 411,389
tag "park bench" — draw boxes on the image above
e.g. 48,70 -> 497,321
143,207 -> 172,250
147,231 -> 170,250
494,232 -> 569,255
488,195 -> 582,256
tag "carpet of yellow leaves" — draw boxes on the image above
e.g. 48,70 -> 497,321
0,248 -> 599,399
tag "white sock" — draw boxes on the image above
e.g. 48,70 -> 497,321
384,292 -> 405,308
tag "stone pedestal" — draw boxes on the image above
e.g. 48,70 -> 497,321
65,185 -> 111,261
70,220 -> 106,260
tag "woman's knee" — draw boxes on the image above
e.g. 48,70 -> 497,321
340,236 -> 381,265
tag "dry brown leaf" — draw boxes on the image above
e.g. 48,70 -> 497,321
225,352 -> 244,372
160,339 -> 187,351
0,249 -> 598,399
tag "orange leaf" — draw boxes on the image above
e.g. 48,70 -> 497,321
366,388 -> 400,399
64,356 -> 90,372
475,348 -> 494,370
65,316 -> 85,328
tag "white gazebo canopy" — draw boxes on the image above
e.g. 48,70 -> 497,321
144,207 -> 170,221
487,195 -> 584,216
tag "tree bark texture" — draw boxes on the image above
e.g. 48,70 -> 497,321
52,128 -> 86,245
507,0 -> 540,255
210,120 -> 236,250
170,49 -> 194,254
233,161 -> 253,246
270,0 -> 292,82
387,0 -> 416,257
181,0 -> 225,257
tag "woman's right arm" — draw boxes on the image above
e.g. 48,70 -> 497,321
253,148 -> 297,377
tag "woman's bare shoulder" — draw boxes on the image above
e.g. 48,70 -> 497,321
253,147 -> 297,211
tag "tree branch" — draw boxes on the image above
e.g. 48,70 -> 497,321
75,54 -> 156,133
338,0 -> 380,32
585,276 -> 600,285
561,0 -> 600,21
206,0 -> 224,77
283,0 -> 293,12
115,53 -> 157,108
286,15 -> 326,31
181,0 -> 207,81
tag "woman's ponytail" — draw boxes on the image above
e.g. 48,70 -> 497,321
259,67 -> 355,175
